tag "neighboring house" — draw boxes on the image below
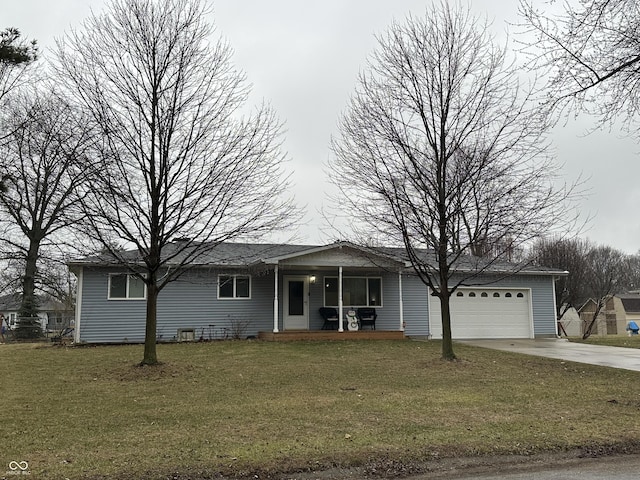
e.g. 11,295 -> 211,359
68,241 -> 564,344
579,293 -> 640,336
557,305 -> 581,337
0,294 -> 74,333
618,294 -> 640,327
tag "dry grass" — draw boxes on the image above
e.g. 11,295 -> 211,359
570,335 -> 640,349
1,340 -> 639,479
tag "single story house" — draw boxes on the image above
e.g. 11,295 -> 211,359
0,293 -> 75,333
68,241 -> 564,343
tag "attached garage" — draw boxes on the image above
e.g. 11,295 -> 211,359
429,288 -> 533,339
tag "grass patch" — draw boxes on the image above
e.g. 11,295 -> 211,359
570,335 -> 640,349
1,340 -> 640,479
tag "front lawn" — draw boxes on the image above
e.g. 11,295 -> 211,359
1,340 -> 639,479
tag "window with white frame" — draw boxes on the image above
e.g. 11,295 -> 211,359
324,276 -> 382,307
108,274 -> 146,299
218,275 -> 251,299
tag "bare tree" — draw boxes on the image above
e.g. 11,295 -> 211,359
519,0 -> 640,128
329,2 -> 577,360
619,253 -> 640,293
0,90 -> 94,337
55,0 -> 297,365
580,244 -> 625,339
531,237 -> 591,325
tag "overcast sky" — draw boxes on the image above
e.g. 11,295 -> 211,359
5,1 -> 639,253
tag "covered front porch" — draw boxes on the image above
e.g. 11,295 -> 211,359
262,242 -> 409,335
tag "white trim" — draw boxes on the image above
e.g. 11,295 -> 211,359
398,271 -> 404,331
273,265 -> 279,333
338,267 -> 344,332
261,241 -> 406,266
551,275 -> 559,337
283,275 -> 309,330
217,274 -> 252,300
107,273 -> 147,300
323,275 -> 383,307
74,268 -> 83,343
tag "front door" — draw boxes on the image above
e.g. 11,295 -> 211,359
283,276 -> 309,330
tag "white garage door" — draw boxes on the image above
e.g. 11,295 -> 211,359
429,288 -> 533,339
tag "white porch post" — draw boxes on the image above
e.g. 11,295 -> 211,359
398,270 -> 405,331
338,266 -> 344,332
273,264 -> 279,333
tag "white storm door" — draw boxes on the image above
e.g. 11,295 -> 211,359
283,276 -> 309,330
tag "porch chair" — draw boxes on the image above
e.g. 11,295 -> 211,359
319,307 -> 339,330
357,307 -> 377,330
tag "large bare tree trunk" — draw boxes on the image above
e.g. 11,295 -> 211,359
142,281 -> 158,365
439,288 -> 455,360
20,237 -> 39,316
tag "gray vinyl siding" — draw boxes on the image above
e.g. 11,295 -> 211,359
76,266 -> 556,342
79,267 -> 147,343
77,267 -> 276,343
401,274 -> 429,336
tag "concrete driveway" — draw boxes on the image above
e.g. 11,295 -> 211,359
458,339 -> 640,372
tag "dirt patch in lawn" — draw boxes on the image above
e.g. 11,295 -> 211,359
107,361 -> 196,382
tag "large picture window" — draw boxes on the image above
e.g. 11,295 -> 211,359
324,276 -> 382,307
218,275 -> 251,299
108,274 -> 146,299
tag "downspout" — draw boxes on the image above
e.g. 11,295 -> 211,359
73,267 -> 83,343
338,266 -> 344,332
273,264 -> 279,333
398,270 -> 404,332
